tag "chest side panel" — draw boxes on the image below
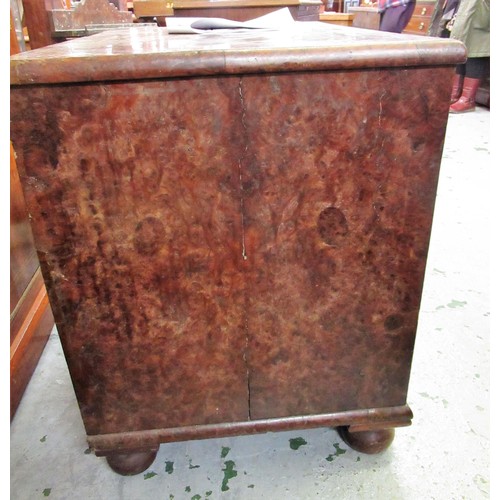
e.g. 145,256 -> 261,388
11,77 -> 250,435
240,67 -> 451,419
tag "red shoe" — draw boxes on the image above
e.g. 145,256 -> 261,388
450,74 -> 464,105
450,77 -> 481,113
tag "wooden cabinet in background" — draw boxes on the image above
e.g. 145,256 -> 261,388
404,0 -> 436,35
10,142 -> 55,420
319,11 -> 353,25
10,11 -> 54,420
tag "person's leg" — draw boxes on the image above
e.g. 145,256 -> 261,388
450,58 -> 489,113
379,3 -> 416,33
450,64 -> 466,104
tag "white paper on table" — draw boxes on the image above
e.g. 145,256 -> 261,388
166,7 -> 296,34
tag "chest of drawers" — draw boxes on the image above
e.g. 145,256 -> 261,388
10,23 -> 465,475
404,0 -> 436,35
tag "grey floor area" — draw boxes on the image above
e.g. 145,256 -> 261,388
10,107 -> 490,499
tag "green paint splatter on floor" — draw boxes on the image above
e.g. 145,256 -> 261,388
40,436 -> 47,443
221,460 -> 238,491
165,461 -> 174,474
42,489 -> 51,497
447,299 -> 467,308
435,305 -> 445,310
221,446 -> 231,459
333,443 -> 347,456
289,437 -> 307,450
356,456 -> 361,462
191,495 -> 202,500
205,491 -> 213,497
326,443 -> 347,461
248,484 -> 255,488
419,392 -> 442,403
433,268 -> 446,275
188,459 -> 200,469
144,472 -> 157,480
84,448 -> 92,454
185,486 -> 191,493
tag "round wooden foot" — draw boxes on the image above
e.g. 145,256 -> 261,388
337,426 -> 395,454
105,448 -> 158,476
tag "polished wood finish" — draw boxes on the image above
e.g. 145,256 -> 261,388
11,24 -> 466,471
337,426 -> 395,454
105,447 -> 159,475
88,405 -> 413,453
10,270 -> 54,419
10,10 -> 21,55
10,139 -> 55,419
134,0 -> 174,18
10,146 -> 39,313
10,10 -> 54,419
22,0 -> 134,48
49,0 -> 135,37
22,0 -> 59,49
10,26 -> 466,84
403,0 -> 436,35
319,12 -> 353,25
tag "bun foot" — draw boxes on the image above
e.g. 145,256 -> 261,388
105,447 -> 159,475
337,426 -> 395,454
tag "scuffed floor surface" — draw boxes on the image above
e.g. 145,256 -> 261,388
10,107 -> 490,499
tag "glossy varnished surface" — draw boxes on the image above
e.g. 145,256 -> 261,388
11,77 -> 251,434
239,68 -> 451,419
10,26 -> 462,446
11,64 -> 452,437
10,23 -> 465,85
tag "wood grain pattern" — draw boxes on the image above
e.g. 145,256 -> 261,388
10,269 -> 54,419
10,143 -> 39,313
11,65 -> 451,436
10,141 -> 54,420
240,68 -> 450,418
11,77 -> 250,435
10,24 -> 466,86
10,25 -> 462,450
21,0 -> 57,49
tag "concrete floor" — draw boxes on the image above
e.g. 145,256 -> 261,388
10,107 -> 490,499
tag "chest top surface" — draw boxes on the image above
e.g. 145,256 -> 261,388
11,22 -> 465,85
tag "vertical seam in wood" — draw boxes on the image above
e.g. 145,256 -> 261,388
238,76 -> 248,262
238,75 -> 251,420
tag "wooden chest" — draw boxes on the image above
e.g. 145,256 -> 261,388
10,23 -> 465,475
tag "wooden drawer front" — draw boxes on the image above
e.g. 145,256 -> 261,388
403,1 -> 435,35
405,16 -> 431,35
414,2 -> 435,18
